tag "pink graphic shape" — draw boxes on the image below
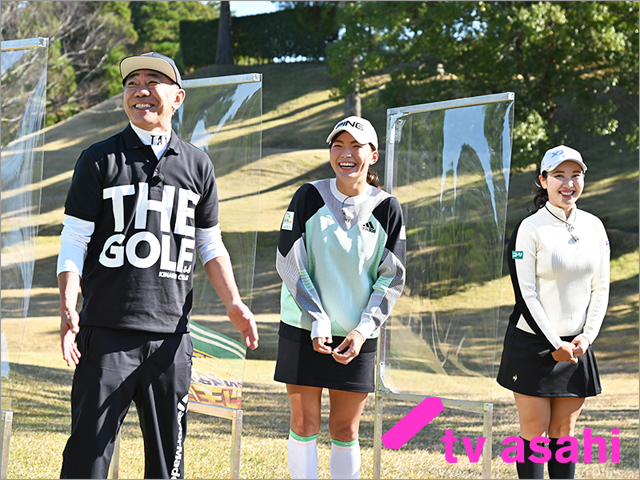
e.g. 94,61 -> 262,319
382,397 -> 444,449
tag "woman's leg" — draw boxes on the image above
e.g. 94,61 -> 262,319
327,389 -> 368,479
513,393 -> 552,479
547,397 -> 585,479
548,397 -> 585,438
286,384 -> 323,479
288,384 -> 323,436
514,392 -> 552,439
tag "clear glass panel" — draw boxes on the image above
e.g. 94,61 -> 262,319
189,320 -> 246,410
1,40 -> 48,410
172,76 -> 262,347
381,96 -> 514,404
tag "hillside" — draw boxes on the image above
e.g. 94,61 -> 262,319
186,62 -> 388,150
25,62 -> 639,368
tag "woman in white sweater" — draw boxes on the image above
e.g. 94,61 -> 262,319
497,145 -> 610,479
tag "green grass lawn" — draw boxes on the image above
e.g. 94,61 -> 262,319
2,62 -> 638,478
4,316 -> 638,479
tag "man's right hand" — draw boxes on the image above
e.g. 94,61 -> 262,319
59,271 -> 82,367
226,300 -> 259,350
60,309 -> 81,366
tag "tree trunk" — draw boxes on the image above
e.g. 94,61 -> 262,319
344,56 -> 361,117
344,90 -> 361,117
216,1 -> 233,65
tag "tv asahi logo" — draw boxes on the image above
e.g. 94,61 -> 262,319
441,428 -> 620,465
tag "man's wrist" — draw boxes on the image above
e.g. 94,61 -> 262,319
60,306 -> 76,316
225,298 -> 244,312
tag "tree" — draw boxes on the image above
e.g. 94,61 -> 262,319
343,57 -> 361,117
325,1 -> 639,167
216,1 -> 233,64
1,1 -> 220,125
324,1 -> 384,117
128,1 -> 218,70
1,1 -> 138,125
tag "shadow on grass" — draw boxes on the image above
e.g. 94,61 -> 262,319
5,363 -> 74,435
6,359 -> 638,479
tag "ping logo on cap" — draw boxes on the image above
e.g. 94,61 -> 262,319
335,120 -> 364,131
512,250 -> 523,259
326,115 -> 378,149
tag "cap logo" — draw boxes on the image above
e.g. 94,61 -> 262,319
550,150 -> 564,158
335,120 -> 364,131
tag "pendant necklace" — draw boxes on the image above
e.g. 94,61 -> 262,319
545,206 -> 579,242
341,195 -> 354,222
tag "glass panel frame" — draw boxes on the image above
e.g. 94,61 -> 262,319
373,93 -> 514,479
379,93 -> 515,402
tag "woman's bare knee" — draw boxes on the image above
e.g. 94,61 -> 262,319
290,416 -> 321,437
328,422 -> 359,442
287,384 -> 322,437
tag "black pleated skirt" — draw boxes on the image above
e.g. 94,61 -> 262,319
497,322 -> 601,398
274,322 -> 378,393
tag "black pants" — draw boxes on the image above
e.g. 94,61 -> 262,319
60,326 -> 192,479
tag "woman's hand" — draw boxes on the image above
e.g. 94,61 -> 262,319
552,342 -> 578,364
313,336 -> 334,354
571,335 -> 590,357
331,330 -> 365,365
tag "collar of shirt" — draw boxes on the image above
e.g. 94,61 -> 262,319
129,122 -> 172,159
545,201 -> 578,223
329,178 -> 373,206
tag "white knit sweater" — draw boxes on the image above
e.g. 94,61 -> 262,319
513,202 -> 610,350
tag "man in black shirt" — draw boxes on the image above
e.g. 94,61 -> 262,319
57,52 -> 259,479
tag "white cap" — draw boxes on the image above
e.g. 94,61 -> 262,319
326,116 -> 378,150
540,145 -> 587,173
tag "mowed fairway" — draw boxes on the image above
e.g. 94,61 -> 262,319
2,63 -> 638,478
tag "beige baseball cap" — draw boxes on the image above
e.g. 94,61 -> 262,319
120,52 -> 182,87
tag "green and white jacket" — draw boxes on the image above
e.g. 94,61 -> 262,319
276,179 -> 406,340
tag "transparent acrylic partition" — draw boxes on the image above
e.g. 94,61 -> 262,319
171,74 -> 262,393
374,93 -> 514,479
1,37 -> 48,479
1,37 -> 48,409
110,75 -> 262,480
